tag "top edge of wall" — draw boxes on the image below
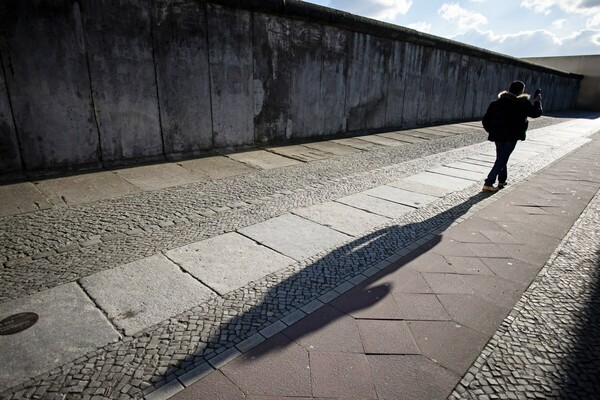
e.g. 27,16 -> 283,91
209,0 -> 583,80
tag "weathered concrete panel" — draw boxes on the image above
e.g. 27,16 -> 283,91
0,53 -> 21,175
152,0 -> 213,156
385,41 -> 406,128
82,0 -> 162,163
320,26 -> 348,135
208,4 -> 254,148
429,49 -> 447,123
401,43 -> 422,129
346,34 -> 391,132
288,19 -> 322,139
440,52 -> 463,122
0,0 -> 99,171
253,13 -> 291,143
416,47 -> 436,126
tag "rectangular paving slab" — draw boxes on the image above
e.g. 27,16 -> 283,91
403,172 -> 475,192
387,179 -> 451,197
292,201 -> 390,237
178,156 -> 256,180
302,141 -> 361,155
427,166 -> 486,181
165,232 -> 295,295
445,161 -> 491,174
336,193 -> 415,218
332,138 -> 385,151
0,283 -> 120,389
34,171 -> 141,206
237,213 -> 351,261
377,131 -> 428,144
0,182 -> 51,217
80,254 -> 214,336
357,135 -> 408,147
115,163 -> 205,191
228,150 -> 302,170
362,185 -> 438,208
266,145 -> 332,162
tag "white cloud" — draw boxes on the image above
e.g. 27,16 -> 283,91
520,0 -> 600,16
438,3 -> 488,32
552,18 -> 567,29
455,28 -> 600,57
587,12 -> 600,27
407,21 -> 432,32
328,0 -> 412,22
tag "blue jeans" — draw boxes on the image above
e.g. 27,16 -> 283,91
485,141 -> 517,186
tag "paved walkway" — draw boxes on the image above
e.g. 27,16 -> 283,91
0,112 -> 599,399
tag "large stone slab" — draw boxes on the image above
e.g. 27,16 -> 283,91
377,132 -> 427,144
228,150 -> 301,170
358,135 -> 407,147
387,179 -> 451,197
166,232 -> 295,295
80,254 -> 214,335
0,182 -> 51,217
427,166 -> 486,181
178,156 -> 256,180
362,186 -> 437,208
445,161 -> 491,174
302,141 -> 361,156
331,138 -> 384,151
403,172 -> 475,192
267,145 -> 332,162
34,171 -> 141,206
116,163 -> 205,191
0,283 -> 120,389
336,193 -> 414,218
238,214 -> 351,261
293,201 -> 389,236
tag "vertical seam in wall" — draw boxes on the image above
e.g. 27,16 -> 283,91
342,29 -> 351,134
204,1 -> 216,151
460,56 -> 470,120
251,10 -> 257,143
149,0 -> 166,159
79,1 -> 104,167
0,44 -> 26,173
383,41 -> 392,128
318,23 -> 324,136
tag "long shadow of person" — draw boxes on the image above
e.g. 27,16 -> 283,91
163,190 -> 492,379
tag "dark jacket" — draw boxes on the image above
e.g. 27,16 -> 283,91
482,91 -> 542,142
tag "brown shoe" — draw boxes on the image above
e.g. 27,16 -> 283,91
482,185 -> 498,192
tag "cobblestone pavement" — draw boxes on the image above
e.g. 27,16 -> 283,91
450,165 -> 600,399
0,113 -> 598,399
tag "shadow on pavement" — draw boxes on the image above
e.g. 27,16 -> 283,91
158,191 -> 492,386
558,248 -> 600,397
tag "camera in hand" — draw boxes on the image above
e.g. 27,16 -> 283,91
534,88 -> 541,97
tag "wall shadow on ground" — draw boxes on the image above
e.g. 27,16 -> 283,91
557,247 -> 600,397
154,190 -> 492,390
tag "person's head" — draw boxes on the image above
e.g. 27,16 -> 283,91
508,80 -> 525,96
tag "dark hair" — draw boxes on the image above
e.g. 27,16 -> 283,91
509,81 -> 525,95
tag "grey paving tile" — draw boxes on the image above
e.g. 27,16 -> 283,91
461,274 -> 527,309
228,150 -> 302,170
381,268 -> 433,294
357,320 -> 419,354
166,232 -> 295,295
332,137 -> 384,150
363,185 -> 437,208
0,283 -> 120,389
428,166 -> 486,181
407,321 -> 489,375
221,334 -> 312,397
393,293 -> 451,320
172,370 -> 243,400
115,163 -> 205,191
0,182 -> 51,217
293,201 -> 389,236
302,141 -> 361,155
310,352 -> 377,399
80,254 -> 214,336
437,294 -> 511,336
267,145 -> 332,162
421,273 -> 474,294
387,179 -> 451,197
360,134 -> 409,147
238,214 -> 351,261
479,257 -> 540,285
369,355 -> 460,400
146,379 -> 185,400
336,193 -> 415,218
178,155 -> 256,180
403,172 -> 475,192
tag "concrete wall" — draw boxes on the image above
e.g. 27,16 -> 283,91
523,55 -> 599,111
0,0 -> 582,179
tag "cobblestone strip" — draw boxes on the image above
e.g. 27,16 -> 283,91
0,127 -> 594,399
450,177 -> 600,399
0,117 -> 570,265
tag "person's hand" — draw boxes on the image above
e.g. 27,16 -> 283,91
535,94 -> 542,102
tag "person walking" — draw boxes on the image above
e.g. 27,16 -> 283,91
481,80 -> 542,192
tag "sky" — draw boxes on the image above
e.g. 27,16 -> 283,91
302,0 -> 600,58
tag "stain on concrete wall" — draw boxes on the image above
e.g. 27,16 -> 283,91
152,0 -> 213,157
0,49 -> 21,175
82,0 -> 163,164
208,4 -> 254,149
0,0 -> 582,179
0,0 -> 99,172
